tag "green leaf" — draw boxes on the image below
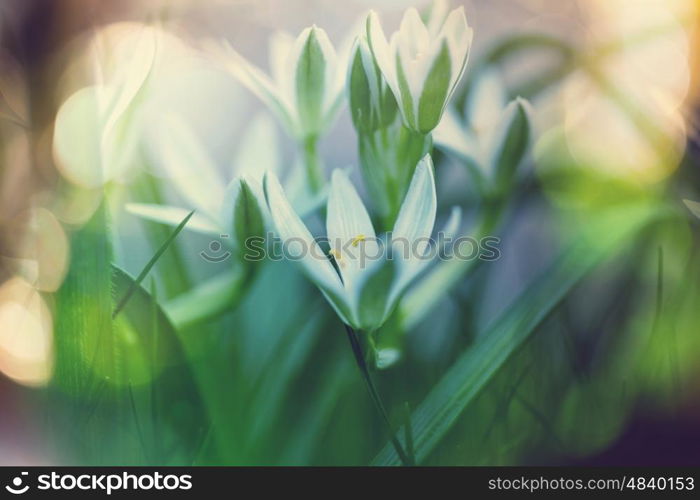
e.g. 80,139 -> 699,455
279,354 -> 354,464
51,204 -> 204,464
243,304 -> 325,453
109,265 -> 183,385
53,202 -> 114,394
373,203 -> 657,465
109,266 -> 207,462
164,268 -> 249,329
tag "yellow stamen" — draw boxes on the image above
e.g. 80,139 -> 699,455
351,234 -> 366,247
329,249 -> 341,260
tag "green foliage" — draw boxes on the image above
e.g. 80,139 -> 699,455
373,203 -> 656,465
29,1 -> 697,467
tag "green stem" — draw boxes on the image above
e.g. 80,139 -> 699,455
344,324 -> 412,466
384,127 -> 431,229
301,136 -> 324,194
358,124 -> 431,231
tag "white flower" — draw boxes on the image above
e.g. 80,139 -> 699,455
264,155 -> 457,331
366,6 -> 472,133
207,26 -> 344,140
53,24 -> 160,188
433,69 -> 532,184
126,112 -> 280,252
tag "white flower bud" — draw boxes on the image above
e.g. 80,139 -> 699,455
347,35 -> 398,133
366,6 -> 473,134
208,25 -> 344,140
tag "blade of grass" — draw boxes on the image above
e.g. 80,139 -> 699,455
345,324 -> 411,466
133,174 -> 194,296
113,210 -> 194,319
149,279 -> 160,460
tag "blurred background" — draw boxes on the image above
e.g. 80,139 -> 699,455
1,0 -> 699,465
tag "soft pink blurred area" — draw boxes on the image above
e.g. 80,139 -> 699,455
0,378 -> 56,465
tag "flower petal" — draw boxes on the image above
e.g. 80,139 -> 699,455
684,199 -> 700,219
396,7 -> 432,106
312,26 -> 341,116
433,107 -> 480,165
126,203 -> 221,235
441,206 -> 463,241
398,8 -> 431,65
326,169 -> 379,292
394,41 -> 418,129
352,256 -> 398,331
467,69 -> 508,134
233,112 -> 280,182
293,26 -> 339,137
392,154 -> 437,245
205,39 -> 295,133
425,0 -> 450,37
366,11 -> 399,99
440,7 -> 472,95
101,26 -> 156,147
263,172 -> 349,319
486,97 -> 532,183
146,113 -> 224,218
390,154 -> 438,297
269,31 -> 296,112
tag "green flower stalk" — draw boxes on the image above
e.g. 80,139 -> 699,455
208,26 -> 345,193
347,35 -> 431,228
264,155 -> 455,465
